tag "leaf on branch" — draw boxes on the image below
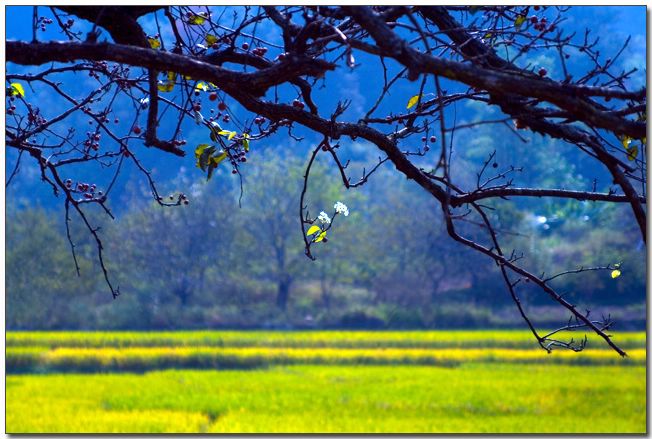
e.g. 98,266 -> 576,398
211,151 -> 227,166
407,94 -> 421,109
158,81 -> 174,92
314,230 -> 327,243
195,143 -> 211,160
621,135 -> 632,150
10,83 -> 25,97
195,82 -> 209,93
306,225 -> 321,236
218,130 -> 237,140
208,121 -> 222,141
147,37 -> 161,49
626,144 -> 638,161
611,269 -> 621,279
206,34 -> 218,45
243,133 -> 250,152
158,72 -> 177,92
206,150 -> 228,181
514,15 -> 526,30
187,13 -> 208,25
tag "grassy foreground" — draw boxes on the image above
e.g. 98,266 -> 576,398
5,330 -> 646,433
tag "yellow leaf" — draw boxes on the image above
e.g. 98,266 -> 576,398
406,94 -> 421,109
514,15 -> 526,30
206,34 -> 218,46
195,82 -> 208,92
157,81 -> 174,92
622,135 -> 632,150
188,13 -> 206,25
211,151 -> 227,165
306,225 -> 321,236
611,269 -> 621,279
10,83 -> 25,97
217,130 -> 232,136
314,230 -> 327,243
167,71 -> 177,82
626,144 -> 638,161
194,143 -> 210,159
148,37 -> 161,49
228,131 -> 236,140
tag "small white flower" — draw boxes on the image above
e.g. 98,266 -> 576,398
139,97 -> 149,109
318,211 -> 331,224
334,201 -> 349,217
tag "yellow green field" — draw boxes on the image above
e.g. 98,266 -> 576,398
5,330 -> 647,433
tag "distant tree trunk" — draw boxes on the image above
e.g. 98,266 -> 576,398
320,277 -> 331,309
276,275 -> 292,310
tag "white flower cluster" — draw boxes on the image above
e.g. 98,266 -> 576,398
334,201 -> 349,217
318,211 -> 331,224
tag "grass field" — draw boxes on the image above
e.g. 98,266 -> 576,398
5,330 -> 647,433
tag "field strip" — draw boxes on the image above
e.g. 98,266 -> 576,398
7,346 -> 645,373
6,330 -> 646,349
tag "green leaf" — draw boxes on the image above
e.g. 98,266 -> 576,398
228,131 -> 237,140
306,225 -> 321,236
514,15 -> 526,30
406,94 -> 421,109
10,83 -> 25,97
195,82 -> 208,93
243,138 -> 250,152
626,144 -> 638,161
611,269 -> 621,279
206,34 -> 218,46
314,230 -> 327,243
148,37 -> 161,49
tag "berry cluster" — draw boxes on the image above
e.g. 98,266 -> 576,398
37,16 -> 53,32
420,135 -> 437,152
65,179 -> 103,199
83,131 -> 102,151
251,46 -> 268,57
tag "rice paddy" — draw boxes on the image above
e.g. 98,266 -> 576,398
5,330 -> 646,433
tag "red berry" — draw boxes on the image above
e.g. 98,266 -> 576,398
209,92 -> 217,101
133,126 -> 141,135
242,42 -> 249,50
430,136 -> 437,143
218,102 -> 227,111
530,16 -> 538,24
538,67 -> 547,77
